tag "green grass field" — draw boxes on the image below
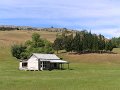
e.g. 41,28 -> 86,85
1,31 -> 120,90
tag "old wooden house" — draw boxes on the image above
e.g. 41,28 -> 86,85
19,53 -> 69,71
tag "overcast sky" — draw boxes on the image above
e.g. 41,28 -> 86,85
0,0 -> 120,38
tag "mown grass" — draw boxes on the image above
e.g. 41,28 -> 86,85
0,31 -> 120,90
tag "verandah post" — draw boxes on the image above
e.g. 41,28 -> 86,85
68,63 -> 69,69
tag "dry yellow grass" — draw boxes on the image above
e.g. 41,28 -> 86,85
0,30 -> 57,47
58,53 -> 120,64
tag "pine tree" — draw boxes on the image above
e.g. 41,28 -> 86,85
98,34 -> 105,51
87,31 -> 93,52
64,34 -> 73,52
81,30 -> 88,53
92,34 -> 99,52
73,32 -> 83,53
105,40 -> 113,52
53,37 -> 64,54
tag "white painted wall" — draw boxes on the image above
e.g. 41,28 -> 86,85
27,55 -> 38,70
19,62 -> 22,70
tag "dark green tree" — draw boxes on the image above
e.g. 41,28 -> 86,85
11,44 -> 26,59
31,33 -> 45,48
87,31 -> 93,52
73,32 -> 83,53
81,30 -> 89,53
98,34 -> 105,51
92,34 -> 99,52
64,34 -> 73,52
105,40 -> 113,51
53,37 -> 64,54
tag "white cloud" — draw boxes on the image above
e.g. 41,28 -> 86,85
91,28 -> 120,38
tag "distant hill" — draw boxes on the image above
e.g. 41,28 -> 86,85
0,25 -> 78,33
0,25 -> 37,30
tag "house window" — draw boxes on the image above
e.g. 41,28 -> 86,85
43,62 -> 47,68
22,62 -> 27,67
40,61 -> 49,69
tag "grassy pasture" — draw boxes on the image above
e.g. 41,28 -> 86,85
0,30 -> 120,90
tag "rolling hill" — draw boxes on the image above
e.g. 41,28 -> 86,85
0,30 -> 120,90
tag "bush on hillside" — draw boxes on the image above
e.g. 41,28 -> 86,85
11,33 -> 54,59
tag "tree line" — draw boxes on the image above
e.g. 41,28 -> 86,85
11,30 -> 115,59
0,27 -> 19,31
53,30 -> 114,54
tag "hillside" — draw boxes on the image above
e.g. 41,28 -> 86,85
0,30 -> 57,47
0,30 -> 119,61
1,30 -> 120,90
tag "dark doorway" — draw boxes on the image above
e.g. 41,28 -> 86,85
54,63 -> 57,68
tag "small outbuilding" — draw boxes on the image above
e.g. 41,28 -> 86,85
19,53 -> 69,71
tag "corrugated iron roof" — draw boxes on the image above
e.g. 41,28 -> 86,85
33,53 -> 60,60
